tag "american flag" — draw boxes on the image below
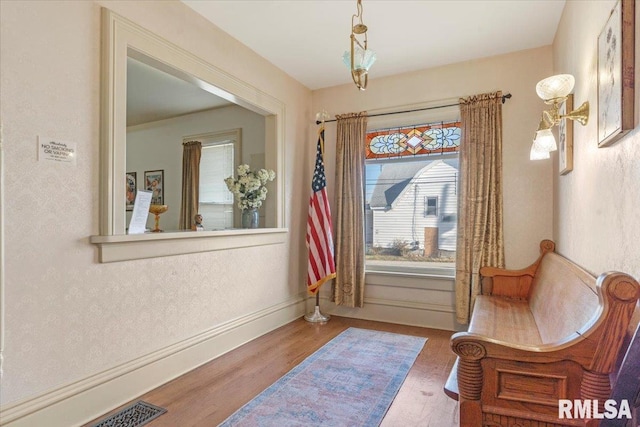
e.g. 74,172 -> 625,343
306,127 -> 336,294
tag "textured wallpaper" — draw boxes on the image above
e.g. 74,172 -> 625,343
552,0 -> 640,281
0,0 -> 310,405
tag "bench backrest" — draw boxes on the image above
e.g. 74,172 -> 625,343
529,252 -> 599,344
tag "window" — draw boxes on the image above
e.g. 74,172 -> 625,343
193,130 -> 240,230
364,121 -> 460,275
425,197 -> 438,217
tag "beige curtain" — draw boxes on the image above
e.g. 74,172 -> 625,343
179,141 -> 202,230
332,112 -> 368,308
455,92 -> 505,324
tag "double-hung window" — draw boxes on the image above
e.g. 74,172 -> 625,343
425,197 -> 438,217
364,121 -> 461,275
195,130 -> 240,230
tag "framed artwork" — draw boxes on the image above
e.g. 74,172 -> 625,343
559,95 -> 574,175
126,172 -> 137,211
144,169 -> 164,205
597,0 -> 635,147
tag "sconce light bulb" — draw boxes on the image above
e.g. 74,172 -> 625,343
533,129 -> 557,152
530,142 -> 551,160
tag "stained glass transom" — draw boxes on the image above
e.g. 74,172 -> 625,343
366,121 -> 461,159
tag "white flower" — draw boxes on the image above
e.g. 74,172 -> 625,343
224,165 -> 276,211
256,169 -> 269,183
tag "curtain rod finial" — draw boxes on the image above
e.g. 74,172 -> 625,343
315,110 -> 330,125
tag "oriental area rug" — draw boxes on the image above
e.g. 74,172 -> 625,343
218,327 -> 427,427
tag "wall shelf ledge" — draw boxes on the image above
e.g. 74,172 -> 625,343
90,228 -> 288,262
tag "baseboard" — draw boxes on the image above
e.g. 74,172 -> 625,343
312,294 -> 463,331
0,294 -> 306,427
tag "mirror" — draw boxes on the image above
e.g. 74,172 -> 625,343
125,55 -> 266,231
98,9 -> 285,237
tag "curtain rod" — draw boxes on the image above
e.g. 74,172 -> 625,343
315,93 -> 512,125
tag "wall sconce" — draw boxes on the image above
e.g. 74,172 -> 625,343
530,74 -> 589,160
342,0 -> 376,90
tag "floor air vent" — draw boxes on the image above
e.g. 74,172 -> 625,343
91,401 -> 167,427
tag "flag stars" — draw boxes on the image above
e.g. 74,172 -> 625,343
312,144 -> 327,192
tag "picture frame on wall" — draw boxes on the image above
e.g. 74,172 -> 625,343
559,94 -> 574,175
126,172 -> 137,211
597,0 -> 635,147
144,169 -> 164,205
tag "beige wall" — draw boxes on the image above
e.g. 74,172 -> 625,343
0,0 -> 312,407
313,46 -> 555,269
552,1 -> 640,279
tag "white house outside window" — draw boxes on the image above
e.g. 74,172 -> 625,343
364,121 -> 460,275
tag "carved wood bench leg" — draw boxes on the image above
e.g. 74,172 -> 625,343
453,341 -> 486,426
581,370 -> 611,424
458,359 -> 483,426
459,398 -> 482,427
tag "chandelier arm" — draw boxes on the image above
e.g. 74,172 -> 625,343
352,69 -> 367,90
353,37 -> 366,51
542,109 -> 559,127
350,34 -> 356,77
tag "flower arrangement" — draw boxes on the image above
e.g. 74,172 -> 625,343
224,164 -> 276,210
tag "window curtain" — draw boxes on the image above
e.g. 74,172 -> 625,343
455,92 -> 505,324
332,112 -> 368,308
179,141 -> 202,230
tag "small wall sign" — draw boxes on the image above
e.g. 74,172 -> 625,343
38,136 -> 77,165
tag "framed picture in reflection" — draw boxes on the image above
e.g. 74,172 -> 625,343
144,169 -> 164,205
126,172 -> 136,211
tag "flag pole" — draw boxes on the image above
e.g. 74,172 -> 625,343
305,110 -> 333,324
305,291 -> 330,323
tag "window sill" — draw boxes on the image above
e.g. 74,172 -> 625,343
90,228 -> 288,263
365,263 -> 455,280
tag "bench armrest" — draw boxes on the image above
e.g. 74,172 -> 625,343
451,332 -> 591,366
479,240 -> 555,298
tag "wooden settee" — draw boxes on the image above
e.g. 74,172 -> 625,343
444,240 -> 640,426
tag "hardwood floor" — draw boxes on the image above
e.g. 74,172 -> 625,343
84,316 -> 459,427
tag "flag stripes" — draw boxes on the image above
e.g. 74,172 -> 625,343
306,127 -> 336,294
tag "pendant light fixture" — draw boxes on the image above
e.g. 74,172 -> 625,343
342,0 -> 376,90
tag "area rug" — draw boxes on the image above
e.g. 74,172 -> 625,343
218,327 -> 427,427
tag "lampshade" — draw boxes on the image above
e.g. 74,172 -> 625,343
535,74 -> 575,100
530,142 -> 551,160
533,129 -> 557,152
343,45 -> 377,72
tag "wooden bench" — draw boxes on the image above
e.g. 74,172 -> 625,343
444,240 -> 640,426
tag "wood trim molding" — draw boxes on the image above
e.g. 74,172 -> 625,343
90,228 -> 288,262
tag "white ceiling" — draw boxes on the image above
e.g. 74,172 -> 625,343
182,0 -> 567,90
127,57 -> 232,126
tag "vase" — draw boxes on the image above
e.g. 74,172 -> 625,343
241,208 -> 259,229
148,204 -> 168,232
